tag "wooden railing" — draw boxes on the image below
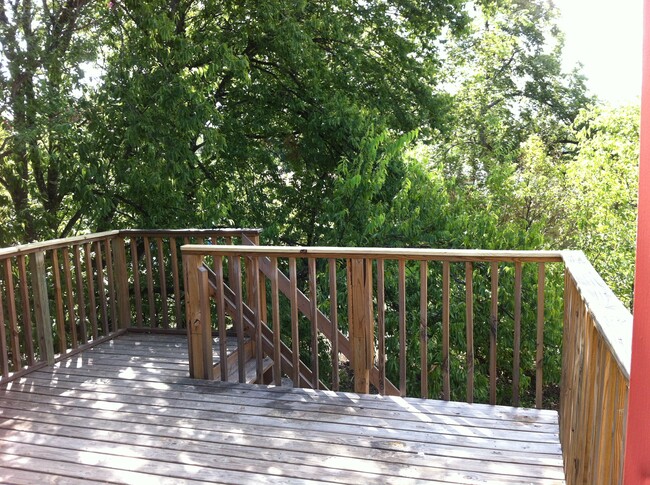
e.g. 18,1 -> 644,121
182,244 -> 565,405
0,228 -> 260,384
560,251 -> 631,485
0,231 -> 633,483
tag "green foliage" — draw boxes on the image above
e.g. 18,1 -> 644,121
564,105 -> 640,308
0,0 -> 640,408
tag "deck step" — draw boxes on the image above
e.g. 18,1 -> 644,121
225,355 -> 274,384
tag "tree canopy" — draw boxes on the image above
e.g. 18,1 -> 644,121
0,0 -> 640,404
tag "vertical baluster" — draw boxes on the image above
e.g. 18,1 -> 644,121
62,248 -> 78,347
536,262 -> 545,408
196,265 -> 214,380
4,260 -> 20,370
442,261 -> 450,401
73,246 -> 87,342
224,236 -> 236,286
85,243 -> 98,339
289,257 -> 300,387
251,256 -> 263,383
17,255 -> 34,364
104,240 -> 118,332
156,238 -> 169,328
232,256 -> 246,383
0,262 -> 7,376
214,256 -> 228,381
30,252 -> 54,365
95,241 -> 109,335
131,238 -> 143,327
490,261 -> 498,405
513,262 -> 522,407
143,236 -> 155,327
51,250 -> 67,353
398,259 -> 406,397
329,258 -> 340,392
308,258 -> 319,389
170,237 -> 182,327
270,257 -> 282,385
465,262 -> 474,403
420,260 -> 428,399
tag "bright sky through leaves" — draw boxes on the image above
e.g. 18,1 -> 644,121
556,0 -> 643,106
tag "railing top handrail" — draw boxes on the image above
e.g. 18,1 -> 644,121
180,244 -> 564,262
120,228 -> 263,237
0,230 -> 121,259
562,250 -> 632,380
0,228 -> 263,259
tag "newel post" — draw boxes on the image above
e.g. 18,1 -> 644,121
30,251 -> 54,365
111,237 -> 131,330
347,258 -> 374,394
183,253 -> 214,379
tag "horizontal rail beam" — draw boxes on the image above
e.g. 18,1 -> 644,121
120,228 -> 262,237
181,245 -> 564,262
0,231 -> 120,259
562,250 -> 632,379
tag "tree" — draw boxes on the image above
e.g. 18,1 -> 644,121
0,0 -> 100,244
565,104 -> 640,309
81,0 -> 472,241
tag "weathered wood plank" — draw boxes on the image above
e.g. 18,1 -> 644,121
30,251 -> 54,365
0,333 -> 565,485
420,260 -> 428,399
465,262 -> 474,404
398,259 -> 406,397
270,257 -> 282,385
442,261 -> 450,401
376,259 -> 385,396
62,248 -> 78,348
94,241 -> 109,336
50,250 -> 67,354
84,242 -> 99,339
513,262 -> 522,407
73,245 -> 88,342
143,236 -> 156,327
536,262 -> 545,409
490,261 -> 498,405
156,237 -> 169,328
182,245 -> 563,263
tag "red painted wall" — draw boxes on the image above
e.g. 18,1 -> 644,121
623,0 -> 650,482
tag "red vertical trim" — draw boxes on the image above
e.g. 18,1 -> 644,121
624,0 -> 650,481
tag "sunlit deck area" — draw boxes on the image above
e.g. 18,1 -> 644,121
0,332 -> 564,485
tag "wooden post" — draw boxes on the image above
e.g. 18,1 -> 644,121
346,258 -> 374,394
183,253 -> 213,379
30,252 -> 54,365
624,0 -> 650,479
111,237 -> 131,330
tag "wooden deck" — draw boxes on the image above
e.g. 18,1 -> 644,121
0,333 -> 565,484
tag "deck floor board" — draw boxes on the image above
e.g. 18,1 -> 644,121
0,333 -> 565,484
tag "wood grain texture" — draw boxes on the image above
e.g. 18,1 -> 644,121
143,237 -> 156,327
182,245 -> 563,262
94,241 -> 109,336
536,262 -> 545,409
30,252 -> 54,365
560,264 -> 628,485
513,262 -> 522,407
0,332 -> 565,485
329,258 -> 339,392
51,250 -> 67,354
398,259 -> 406,397
465,262 -> 474,404
84,243 -> 99,339
489,262 -> 498,406
420,261 -> 428,399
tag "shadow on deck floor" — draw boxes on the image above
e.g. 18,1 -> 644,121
0,333 -> 565,484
